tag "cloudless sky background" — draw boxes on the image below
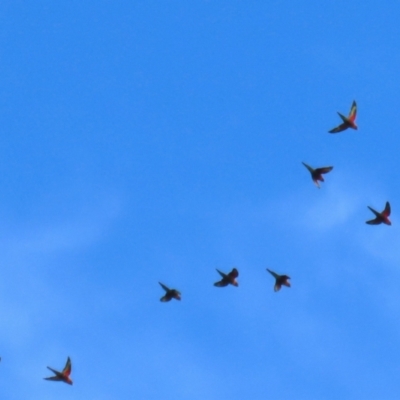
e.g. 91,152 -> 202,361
0,1 -> 400,399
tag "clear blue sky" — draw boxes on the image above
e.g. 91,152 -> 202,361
0,1 -> 399,399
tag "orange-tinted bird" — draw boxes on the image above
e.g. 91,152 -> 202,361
214,268 -> 239,287
159,282 -> 181,302
266,269 -> 290,292
302,162 -> 333,188
44,357 -> 72,385
366,201 -> 391,225
328,101 -> 357,133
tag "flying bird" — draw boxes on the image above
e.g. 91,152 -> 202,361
159,282 -> 181,302
214,268 -> 239,287
266,269 -> 290,292
328,100 -> 357,133
44,357 -> 73,385
302,162 -> 333,188
366,201 -> 391,225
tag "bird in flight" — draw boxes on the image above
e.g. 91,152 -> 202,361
159,282 -> 181,302
44,357 -> 73,385
266,269 -> 291,292
214,268 -> 239,287
302,162 -> 333,188
366,201 -> 391,225
328,100 -> 357,133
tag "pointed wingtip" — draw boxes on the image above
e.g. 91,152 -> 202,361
266,268 -> 276,276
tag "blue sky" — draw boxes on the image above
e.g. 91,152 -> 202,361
0,1 -> 400,399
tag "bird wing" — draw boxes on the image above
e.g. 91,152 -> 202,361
216,269 -> 227,279
383,202 -> 391,217
302,162 -> 314,173
214,280 -> 228,287
366,218 -> 381,225
159,282 -> 170,292
160,294 -> 171,302
44,375 -> 62,381
348,101 -> 357,122
368,206 -> 380,218
266,269 -> 279,279
62,357 -> 71,376
329,122 -> 348,133
315,166 -> 333,175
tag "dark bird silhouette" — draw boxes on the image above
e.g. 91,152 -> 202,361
329,100 -> 357,133
214,268 -> 239,287
302,162 -> 333,188
366,201 -> 391,225
44,357 -> 73,385
266,269 -> 290,292
159,282 -> 181,302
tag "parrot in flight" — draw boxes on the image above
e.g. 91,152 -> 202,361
302,162 -> 333,188
159,282 -> 181,302
44,357 -> 73,385
328,101 -> 357,133
214,268 -> 239,287
266,269 -> 291,292
366,201 -> 391,225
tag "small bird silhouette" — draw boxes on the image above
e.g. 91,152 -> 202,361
266,269 -> 290,292
44,357 -> 72,385
328,101 -> 357,133
159,282 -> 181,302
214,268 -> 239,287
302,162 -> 333,188
366,201 -> 391,225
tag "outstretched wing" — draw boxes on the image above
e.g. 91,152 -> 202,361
216,269 -> 227,279
214,280 -> 228,287
266,269 -> 279,279
329,122 -> 348,134
368,206 -> 380,218
315,166 -> 333,175
302,162 -> 314,174
366,218 -> 380,225
44,375 -> 62,381
383,201 -> 391,217
62,357 -> 71,376
159,282 -> 170,292
348,101 -> 357,122
44,366 -> 62,381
